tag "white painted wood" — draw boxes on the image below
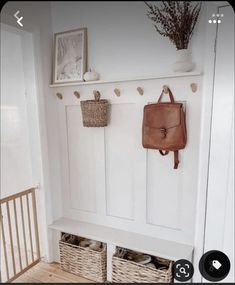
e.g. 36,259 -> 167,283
192,3 -> 218,282
222,117 -> 234,282
0,23 -> 51,264
49,218 -> 193,261
66,106 -> 97,213
1,25 -> 33,196
105,103 -> 136,220
49,71 -> 202,87
146,151 -> 182,229
54,75 -> 202,247
204,5 -> 234,282
106,243 -> 116,282
50,229 -> 61,263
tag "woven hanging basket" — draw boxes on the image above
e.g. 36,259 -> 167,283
80,90 -> 109,127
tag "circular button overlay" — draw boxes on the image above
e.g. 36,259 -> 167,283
199,250 -> 230,282
173,259 -> 194,282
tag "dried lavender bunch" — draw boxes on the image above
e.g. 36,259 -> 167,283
145,1 -> 201,50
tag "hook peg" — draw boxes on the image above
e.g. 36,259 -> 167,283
114,88 -> 121,97
74,91 -> 80,99
137,87 -> 144,96
190,83 -> 197,93
56,92 -> 63,100
162,85 -> 170,94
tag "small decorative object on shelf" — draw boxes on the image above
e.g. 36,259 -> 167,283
80,90 -> 109,127
84,69 -> 100,81
145,1 -> 201,72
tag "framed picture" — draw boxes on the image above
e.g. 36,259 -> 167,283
53,28 -> 87,84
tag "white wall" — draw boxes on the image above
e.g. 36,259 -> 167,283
1,27 -> 33,196
1,1 -> 60,260
51,1 -> 207,80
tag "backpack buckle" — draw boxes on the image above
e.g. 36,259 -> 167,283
160,128 -> 167,138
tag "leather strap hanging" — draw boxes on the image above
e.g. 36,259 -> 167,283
157,88 -> 175,103
159,89 -> 179,168
174,150 -> 179,169
159,150 -> 179,169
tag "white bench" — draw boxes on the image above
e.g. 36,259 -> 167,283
49,217 -> 194,281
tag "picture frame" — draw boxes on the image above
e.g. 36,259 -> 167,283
53,28 -> 87,84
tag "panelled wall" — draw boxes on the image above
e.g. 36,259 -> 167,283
53,74 -> 202,245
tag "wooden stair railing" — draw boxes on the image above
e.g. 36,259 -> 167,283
0,187 -> 40,283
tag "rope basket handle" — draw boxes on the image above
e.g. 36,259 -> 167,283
93,90 -> 101,101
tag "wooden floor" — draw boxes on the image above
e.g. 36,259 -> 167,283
12,262 -> 94,283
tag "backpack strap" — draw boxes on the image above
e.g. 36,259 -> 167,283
160,150 -> 179,169
174,150 -> 179,169
158,88 -> 175,103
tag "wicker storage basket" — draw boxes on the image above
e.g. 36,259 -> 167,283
112,248 -> 173,283
59,237 -> 107,282
80,90 -> 109,127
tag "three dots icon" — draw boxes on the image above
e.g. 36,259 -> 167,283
208,13 -> 223,24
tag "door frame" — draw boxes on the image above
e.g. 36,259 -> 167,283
193,2 -> 233,282
1,14 -> 53,262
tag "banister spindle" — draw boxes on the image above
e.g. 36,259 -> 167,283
6,201 -> 16,275
13,199 -> 23,271
20,196 -> 29,266
32,189 -> 40,259
0,206 -> 10,280
26,194 -> 34,261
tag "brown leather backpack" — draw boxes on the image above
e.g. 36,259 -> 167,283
142,88 -> 187,169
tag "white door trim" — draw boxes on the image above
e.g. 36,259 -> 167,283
1,14 -> 53,262
192,2 -> 232,282
192,2 -> 218,282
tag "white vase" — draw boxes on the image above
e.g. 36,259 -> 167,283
172,49 -> 195,72
84,69 -> 100,81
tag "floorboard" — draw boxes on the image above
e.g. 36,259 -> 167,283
12,262 -> 94,283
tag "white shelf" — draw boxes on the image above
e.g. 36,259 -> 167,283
49,71 -> 202,88
48,218 -> 193,261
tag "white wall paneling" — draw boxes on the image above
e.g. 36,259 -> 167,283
66,106 -> 99,213
105,103 -> 137,220
54,74 -> 202,246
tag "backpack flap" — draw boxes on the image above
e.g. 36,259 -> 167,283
142,103 -> 185,150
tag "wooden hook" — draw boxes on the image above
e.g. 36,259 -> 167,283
190,83 -> 197,93
114,88 -> 121,97
137,87 -> 144,96
56,92 -> 63,100
162,85 -> 170,94
74,91 -> 80,99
